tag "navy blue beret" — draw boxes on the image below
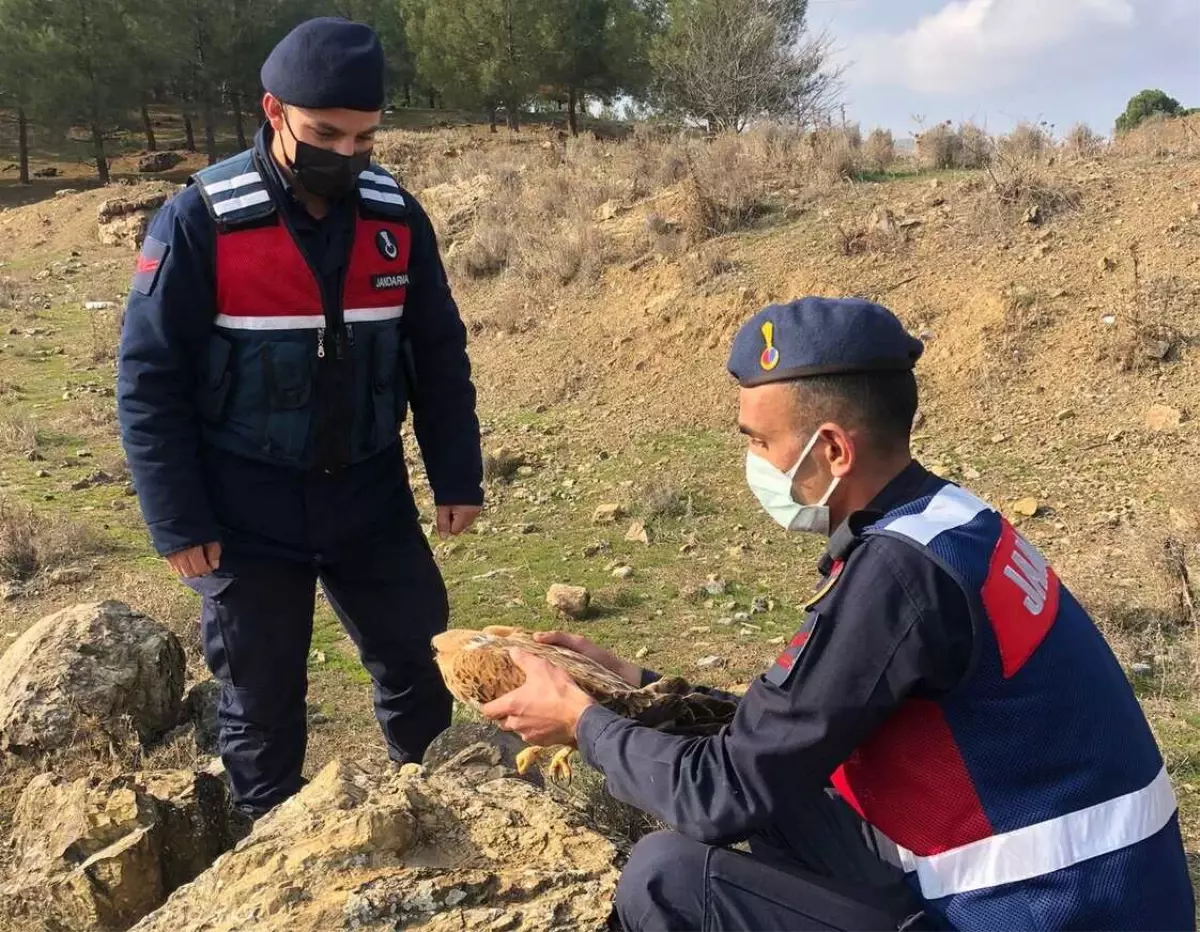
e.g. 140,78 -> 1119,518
727,297 -> 923,387
261,17 -> 385,112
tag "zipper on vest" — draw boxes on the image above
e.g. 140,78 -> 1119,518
316,328 -> 325,359
346,324 -> 355,348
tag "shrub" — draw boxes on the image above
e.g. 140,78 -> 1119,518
862,128 -> 895,173
1064,123 -> 1104,158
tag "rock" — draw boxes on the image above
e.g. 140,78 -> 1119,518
49,564 -> 91,585
33,166 -> 60,178
750,596 -> 770,614
185,679 -> 221,755
1101,315 -> 1117,327
990,433 -> 1008,444
624,521 -> 651,545
1169,507 -> 1199,533
703,576 -> 727,597
97,190 -> 173,249
417,173 -> 498,238
36,468 -> 51,478
129,760 -> 620,932
962,466 -> 982,480
546,584 -> 590,619
1055,409 -> 1075,421
422,721 -> 531,785
0,601 -> 186,753
634,646 -> 649,660
594,200 -> 624,222
0,769 -> 239,931
137,151 -> 184,173
1023,204 -> 1042,225
592,503 -> 625,525
1146,404 -> 1183,432
1130,663 -> 1153,676
695,655 -> 726,670
611,565 -> 634,580
1145,340 -> 1172,361
1,581 -> 24,601
870,207 -> 897,234
1012,498 -> 1040,518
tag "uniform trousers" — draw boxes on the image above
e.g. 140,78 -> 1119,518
184,516 -> 451,814
615,790 -> 929,932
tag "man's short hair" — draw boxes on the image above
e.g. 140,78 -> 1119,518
790,369 -> 919,454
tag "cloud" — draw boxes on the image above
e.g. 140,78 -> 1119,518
847,0 -> 1137,95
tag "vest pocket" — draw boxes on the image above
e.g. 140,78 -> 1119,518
198,333 -> 234,424
368,325 -> 404,448
261,341 -> 313,460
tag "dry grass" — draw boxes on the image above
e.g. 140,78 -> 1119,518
88,308 -> 122,363
0,496 -> 103,582
1112,114 -> 1200,159
998,121 -> 1054,162
0,412 -> 39,455
986,151 -> 1080,220
916,121 -> 993,170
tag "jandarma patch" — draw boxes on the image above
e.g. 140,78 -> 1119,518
132,235 -> 168,295
372,273 -> 409,291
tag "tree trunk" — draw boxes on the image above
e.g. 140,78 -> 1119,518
488,107 -> 498,134
506,106 -> 520,132
232,90 -> 247,150
567,87 -> 578,137
402,83 -> 411,107
181,111 -> 195,151
201,94 -> 218,165
90,122 -> 110,185
427,91 -> 435,109
17,107 -> 30,185
141,101 -> 157,151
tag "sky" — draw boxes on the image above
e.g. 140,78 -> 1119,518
812,0 -> 1200,138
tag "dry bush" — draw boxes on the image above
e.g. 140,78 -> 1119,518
0,496 -> 102,581
986,152 -> 1080,219
916,122 -> 993,170
89,308 -> 123,363
862,129 -> 895,173
1063,123 -> 1105,159
449,220 -> 513,280
638,482 -> 692,521
483,449 -> 523,483
1112,114 -> 1200,159
0,276 -> 21,310
516,216 -> 610,287
0,412 -> 39,454
998,122 -> 1053,162
683,141 -> 772,242
807,127 -> 860,182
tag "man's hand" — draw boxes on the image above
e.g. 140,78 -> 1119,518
533,631 -> 643,687
482,648 -> 596,746
436,504 -> 481,538
166,541 -> 221,579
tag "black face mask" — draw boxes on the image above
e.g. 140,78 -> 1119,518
281,110 -> 371,201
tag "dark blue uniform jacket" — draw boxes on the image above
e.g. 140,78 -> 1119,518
117,126 -> 482,560
578,462 -> 974,855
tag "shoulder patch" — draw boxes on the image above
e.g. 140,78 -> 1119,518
765,611 -> 821,688
132,235 -> 169,295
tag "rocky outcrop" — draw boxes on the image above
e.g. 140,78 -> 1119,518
0,769 -> 240,932
0,601 -> 186,753
96,189 -> 177,248
136,152 -> 183,174
131,759 -> 620,932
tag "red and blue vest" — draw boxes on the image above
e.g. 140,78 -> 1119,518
831,484 -> 1193,930
190,149 -> 413,469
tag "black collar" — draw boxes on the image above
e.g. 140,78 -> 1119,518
817,460 -> 932,574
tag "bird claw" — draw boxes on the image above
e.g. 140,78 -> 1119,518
514,746 -> 543,774
547,747 -> 574,786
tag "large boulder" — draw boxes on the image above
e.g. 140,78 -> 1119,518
0,601 -> 186,754
131,759 -> 620,932
0,769 -> 240,932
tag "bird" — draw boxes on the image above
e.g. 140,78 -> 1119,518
431,625 -> 739,783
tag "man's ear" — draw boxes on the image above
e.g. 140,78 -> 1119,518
262,93 -> 284,131
819,423 -> 856,478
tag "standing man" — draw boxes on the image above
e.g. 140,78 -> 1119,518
117,17 -> 483,817
483,298 -> 1194,930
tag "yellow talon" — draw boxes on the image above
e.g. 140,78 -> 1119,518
548,747 -> 574,786
515,746 -> 544,774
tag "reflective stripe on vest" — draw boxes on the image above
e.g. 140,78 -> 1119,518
893,765 -> 1177,899
214,306 -> 404,330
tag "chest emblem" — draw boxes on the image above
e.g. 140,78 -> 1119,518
376,229 -> 399,261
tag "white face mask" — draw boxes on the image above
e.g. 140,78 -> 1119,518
745,430 -> 841,536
